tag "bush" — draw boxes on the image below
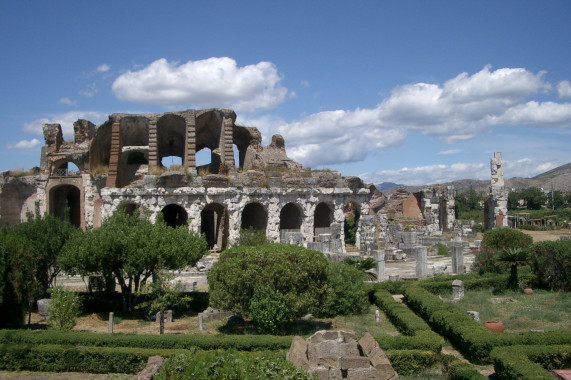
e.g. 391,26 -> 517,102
528,239 -> 571,291
235,227 -> 269,246
208,244 -> 328,322
249,292 -> 289,333
155,349 -> 314,380
315,262 -> 369,318
48,288 -> 82,331
491,345 -> 571,380
434,243 -> 449,256
472,246 -> 503,275
481,228 -> 533,251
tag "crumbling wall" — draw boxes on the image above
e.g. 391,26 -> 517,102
485,152 -> 509,230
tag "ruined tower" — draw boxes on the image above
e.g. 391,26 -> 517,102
485,152 -> 509,229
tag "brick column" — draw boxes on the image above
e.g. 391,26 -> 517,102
106,121 -> 121,187
148,120 -> 159,169
185,111 -> 196,171
220,116 -> 235,166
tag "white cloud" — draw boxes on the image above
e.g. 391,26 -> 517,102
258,66 -> 571,168
6,138 -> 42,149
112,57 -> 288,113
357,157 -> 559,186
300,80 -> 310,88
59,97 -> 77,107
97,64 -> 110,73
79,83 -> 99,98
22,111 -> 108,139
438,149 -> 461,155
558,80 -> 571,98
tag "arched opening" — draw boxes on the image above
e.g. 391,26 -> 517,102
157,114 -> 186,169
241,202 -> 267,231
161,204 -> 187,227
122,150 -> 148,186
161,155 -> 182,170
314,202 -> 332,237
343,202 -> 360,245
200,203 -> 228,251
280,202 -> 303,245
53,161 -> 80,176
118,202 -> 138,216
196,148 -> 217,175
49,185 -> 81,227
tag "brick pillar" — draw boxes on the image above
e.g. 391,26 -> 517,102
220,116 -> 235,166
148,120 -> 159,169
106,121 -> 121,187
185,111 -> 196,171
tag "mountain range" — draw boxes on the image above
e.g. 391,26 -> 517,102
378,162 -> 571,195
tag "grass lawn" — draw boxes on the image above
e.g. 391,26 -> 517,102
441,288 -> 571,333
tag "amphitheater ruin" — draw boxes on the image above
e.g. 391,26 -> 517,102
0,108 -> 508,279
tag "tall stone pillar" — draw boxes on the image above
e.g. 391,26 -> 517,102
148,120 -> 159,169
451,242 -> 465,274
375,250 -> 386,282
486,152 -> 509,229
220,116 -> 235,166
415,246 -> 428,279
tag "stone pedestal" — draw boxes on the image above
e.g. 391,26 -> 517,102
414,246 -> 428,279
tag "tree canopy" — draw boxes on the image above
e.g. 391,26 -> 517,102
59,211 -> 207,312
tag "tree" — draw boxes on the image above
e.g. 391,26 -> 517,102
455,186 -> 483,214
508,190 -> 523,211
2,213 -> 77,297
521,188 -> 547,210
208,244 -> 329,324
481,228 -> 533,251
0,234 -> 35,328
546,190 -> 566,210
496,247 -> 529,291
59,211 -> 207,313
344,205 -> 360,245
48,288 -> 81,331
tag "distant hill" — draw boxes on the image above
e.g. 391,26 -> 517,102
376,182 -> 405,191
378,162 -> 571,195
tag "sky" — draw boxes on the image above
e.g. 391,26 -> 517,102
1,1 -> 570,186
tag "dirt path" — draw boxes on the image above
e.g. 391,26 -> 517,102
519,229 -> 570,242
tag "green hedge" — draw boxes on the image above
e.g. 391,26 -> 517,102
491,345 -> 571,379
371,290 -> 442,352
385,350 -> 439,376
403,285 -> 571,363
0,343 -> 183,374
446,360 -> 486,380
0,329 -> 292,351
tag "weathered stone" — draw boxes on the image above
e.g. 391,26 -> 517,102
241,170 -> 266,187
466,311 -> 480,322
155,171 -> 190,188
37,298 -> 52,318
339,356 -> 371,369
286,336 -> 310,370
155,309 -> 173,323
452,279 -> 464,300
131,355 -> 165,380
202,174 -> 229,188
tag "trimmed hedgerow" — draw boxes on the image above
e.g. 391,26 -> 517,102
385,350 -> 439,376
0,343 -> 183,373
490,345 -> 571,380
403,285 -> 571,364
371,289 -> 442,353
0,329 -> 293,351
445,360 -> 486,380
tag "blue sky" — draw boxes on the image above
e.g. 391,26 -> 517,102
1,1 -> 570,185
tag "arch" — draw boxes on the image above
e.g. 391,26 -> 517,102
343,201 -> 361,245
118,201 -> 138,216
161,204 -> 187,227
195,110 -> 225,173
120,116 -> 149,147
241,202 -> 267,231
157,114 -> 186,168
51,159 -> 82,176
280,203 -> 302,230
48,184 -> 81,227
314,202 -> 332,237
200,202 -> 228,251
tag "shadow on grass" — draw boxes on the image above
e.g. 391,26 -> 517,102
218,318 -> 332,336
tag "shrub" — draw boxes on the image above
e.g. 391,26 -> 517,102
472,246 -> 502,275
235,227 -> 269,246
315,262 -> 369,318
528,239 -> 571,291
208,244 -> 328,321
491,345 -> 571,380
481,228 -> 533,251
249,292 -> 289,333
48,288 -> 81,331
434,243 -> 449,256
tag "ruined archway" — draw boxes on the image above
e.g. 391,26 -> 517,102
343,202 -> 361,245
122,150 -> 148,186
200,203 -> 228,251
241,202 -> 267,231
161,204 -> 187,227
280,203 -> 302,230
51,159 -> 82,177
49,184 -> 81,227
314,202 -> 333,236
118,201 -> 138,216
157,114 -> 186,169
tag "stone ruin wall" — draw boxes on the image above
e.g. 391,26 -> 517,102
485,152 -> 509,230
0,107 -> 458,259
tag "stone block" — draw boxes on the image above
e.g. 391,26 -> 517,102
308,368 -> 330,380
359,333 -> 379,356
452,280 -> 464,300
466,311 -> 480,322
155,309 -> 173,323
317,355 -> 339,369
347,368 -> 382,380
37,298 -> 52,318
286,336 -> 309,370
339,356 -> 371,369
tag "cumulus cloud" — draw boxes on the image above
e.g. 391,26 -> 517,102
22,111 -> 108,139
112,57 -> 288,113
558,80 -> 571,98
259,66 -> 571,168
438,149 -> 461,155
6,139 -> 42,149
